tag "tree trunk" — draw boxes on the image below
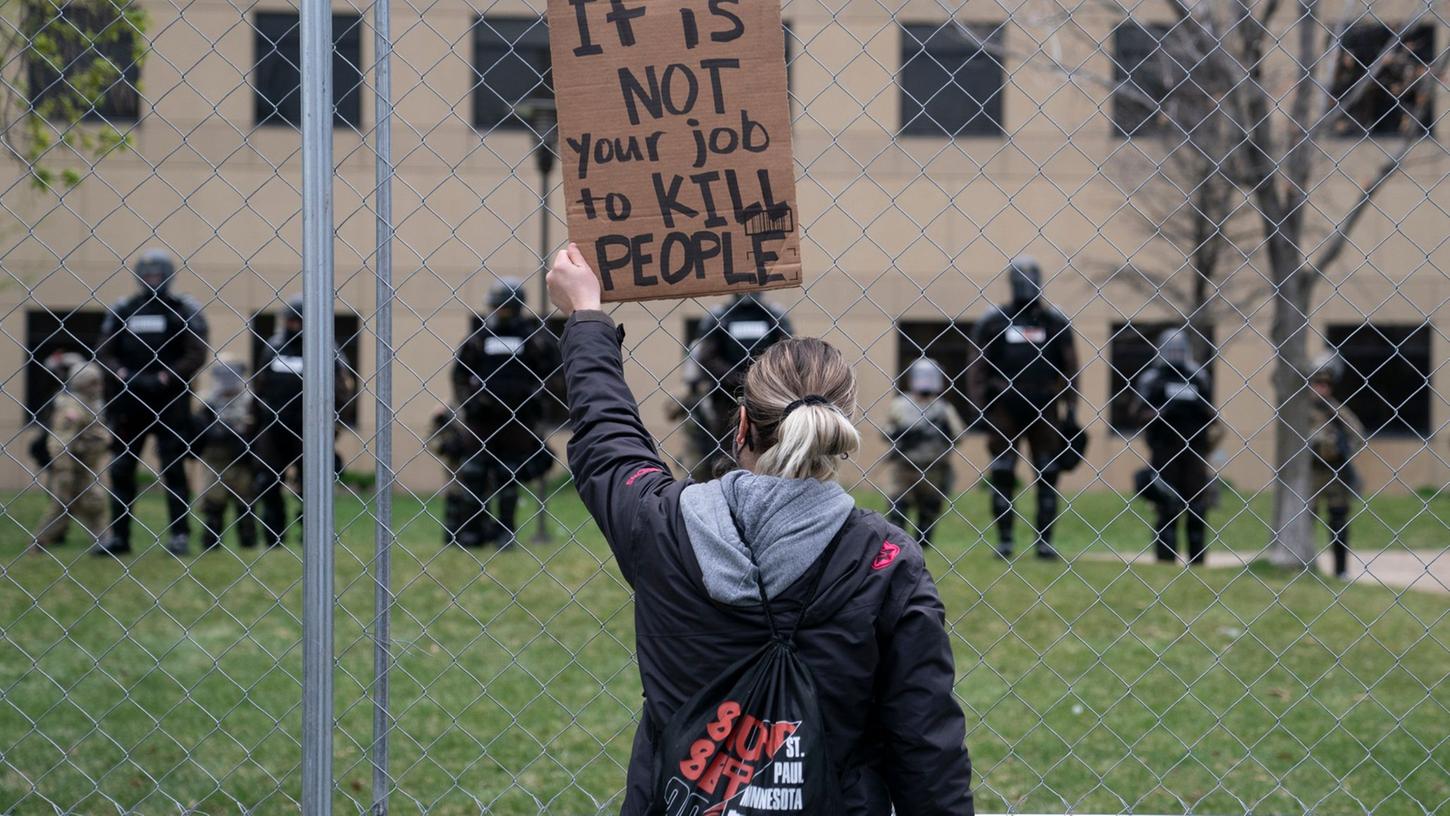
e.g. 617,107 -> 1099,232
1265,236 -> 1318,568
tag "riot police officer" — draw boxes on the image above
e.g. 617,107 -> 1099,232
452,279 -> 560,549
252,295 -> 355,548
968,256 -> 1079,560
1133,328 -> 1218,565
1308,353 -> 1365,579
93,250 -> 209,556
882,358 -> 965,546
691,292 -> 794,475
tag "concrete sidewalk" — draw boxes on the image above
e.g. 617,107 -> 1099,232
1087,548 -> 1450,595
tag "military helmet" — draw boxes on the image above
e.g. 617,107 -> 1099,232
67,361 -> 104,401
134,249 -> 177,292
907,357 -> 946,395
488,278 -> 527,309
1310,351 -> 1345,386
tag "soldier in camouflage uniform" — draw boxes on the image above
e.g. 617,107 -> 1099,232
882,358 -> 965,546
33,360 -> 110,551
194,357 -> 257,551
1308,353 -> 1365,580
428,402 -> 477,547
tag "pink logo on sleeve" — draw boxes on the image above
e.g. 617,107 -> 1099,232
626,466 -> 663,486
872,541 -> 901,570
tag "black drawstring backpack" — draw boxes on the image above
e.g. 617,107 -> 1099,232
651,513 -> 846,815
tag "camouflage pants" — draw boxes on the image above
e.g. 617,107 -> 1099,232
1310,467 -> 1355,514
198,454 -> 256,549
35,452 -> 108,548
887,461 -> 954,545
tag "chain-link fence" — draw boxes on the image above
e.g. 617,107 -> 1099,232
2,0 -> 1447,812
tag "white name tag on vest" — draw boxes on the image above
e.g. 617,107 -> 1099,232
1006,325 -> 1046,344
484,336 -> 523,355
1165,382 -> 1200,401
270,355 -> 304,375
127,314 -> 166,334
728,320 -> 769,341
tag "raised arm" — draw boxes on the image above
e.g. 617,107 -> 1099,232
551,244 -> 674,583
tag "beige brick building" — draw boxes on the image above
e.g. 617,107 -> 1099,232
3,0 -> 1444,497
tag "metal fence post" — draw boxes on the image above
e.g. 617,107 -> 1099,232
370,0 -> 396,810
300,0 -> 335,811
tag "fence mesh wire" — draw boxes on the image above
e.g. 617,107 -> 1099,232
1,0 -> 1448,813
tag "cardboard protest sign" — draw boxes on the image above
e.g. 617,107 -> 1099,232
546,0 -> 803,302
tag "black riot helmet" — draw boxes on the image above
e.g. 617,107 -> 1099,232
1155,327 -> 1194,369
282,294 -> 304,332
1007,256 -> 1043,309
488,278 -> 527,316
134,249 -> 177,293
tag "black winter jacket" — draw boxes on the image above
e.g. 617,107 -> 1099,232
562,311 -> 973,816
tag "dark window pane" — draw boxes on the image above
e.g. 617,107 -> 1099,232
472,16 -> 552,132
1325,323 -> 1432,437
1111,20 -> 1213,138
250,311 -> 363,426
897,320 -> 980,428
24,1 -> 142,122
253,12 -> 364,128
1107,322 -> 1216,433
24,308 -> 106,422
899,22 -> 1004,138
1329,22 -> 1436,137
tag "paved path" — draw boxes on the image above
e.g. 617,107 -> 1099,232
1087,549 -> 1450,595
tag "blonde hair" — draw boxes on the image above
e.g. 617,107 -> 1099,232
742,338 -> 860,480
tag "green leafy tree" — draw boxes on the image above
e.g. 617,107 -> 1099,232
1,0 -> 147,189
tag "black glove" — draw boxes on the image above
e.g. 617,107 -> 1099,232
29,431 -> 52,470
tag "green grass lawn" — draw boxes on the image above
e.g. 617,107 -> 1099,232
1,484 -> 1446,814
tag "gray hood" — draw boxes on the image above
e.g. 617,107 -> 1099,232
679,470 -> 856,605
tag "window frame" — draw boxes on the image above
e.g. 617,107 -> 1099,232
471,14 -> 553,133
24,0 -> 143,123
1325,322 -> 1433,439
1327,21 -> 1437,138
252,10 -> 365,129
898,21 -> 1006,139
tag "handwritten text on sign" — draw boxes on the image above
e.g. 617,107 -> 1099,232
546,0 -> 803,302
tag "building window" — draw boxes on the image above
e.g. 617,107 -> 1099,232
1329,22 -> 1436,137
897,320 -> 979,428
1107,322 -> 1216,433
1326,323 -> 1432,438
250,311 -> 362,426
472,16 -> 551,132
24,0 -> 142,122
899,22 -> 1004,138
253,12 -> 364,128
24,308 -> 106,422
1110,20 -> 1214,138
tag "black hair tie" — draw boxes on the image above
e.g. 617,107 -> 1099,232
782,395 -> 831,418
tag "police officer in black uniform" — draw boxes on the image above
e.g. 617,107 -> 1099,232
252,295 -> 355,548
1133,328 -> 1218,565
93,250 -> 209,556
692,292 -> 794,475
968,256 -> 1079,560
452,279 -> 561,549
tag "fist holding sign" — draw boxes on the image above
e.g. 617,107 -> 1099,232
546,0 -> 803,302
